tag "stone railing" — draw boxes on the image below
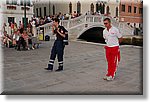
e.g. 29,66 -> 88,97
35,14 -> 134,40
61,14 -> 104,29
111,18 -> 134,36
61,14 -> 134,36
61,14 -> 86,29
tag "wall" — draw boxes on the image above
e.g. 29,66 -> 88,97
33,0 -> 119,18
0,1 -> 33,35
119,0 -> 143,28
1,3 -> 33,27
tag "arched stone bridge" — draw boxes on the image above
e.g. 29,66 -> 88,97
36,14 -> 134,40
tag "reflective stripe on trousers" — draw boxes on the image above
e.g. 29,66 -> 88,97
49,40 -> 65,65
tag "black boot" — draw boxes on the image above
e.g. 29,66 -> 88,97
55,66 -> 63,72
44,64 -> 53,71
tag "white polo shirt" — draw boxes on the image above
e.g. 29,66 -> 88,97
103,26 -> 122,47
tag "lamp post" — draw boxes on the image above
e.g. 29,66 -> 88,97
24,0 -> 27,30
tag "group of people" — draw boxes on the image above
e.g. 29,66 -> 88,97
32,11 -> 81,27
0,10 -> 81,50
1,20 -> 38,51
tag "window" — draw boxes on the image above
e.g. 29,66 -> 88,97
96,2 -> 104,14
101,3 -> 105,14
53,5 -> 55,15
36,8 -> 38,17
26,0 -> 31,6
99,3 -> 102,13
139,8 -> 143,14
90,3 -> 94,14
6,0 -> 17,5
134,7 -> 137,13
96,3 -> 98,12
116,7 -> 118,17
69,2 -> 72,14
106,6 -> 110,14
128,6 -> 132,13
39,8 -> 42,17
44,7 -> 46,17
77,1 -> 81,14
12,0 -> 17,5
6,0 -> 9,4
20,0 -> 23,6
122,5 -> 125,12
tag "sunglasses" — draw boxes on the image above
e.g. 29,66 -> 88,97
104,23 -> 108,25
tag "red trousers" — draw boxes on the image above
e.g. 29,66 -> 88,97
104,46 -> 120,78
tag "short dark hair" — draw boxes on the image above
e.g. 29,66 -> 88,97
53,18 -> 60,24
103,18 -> 111,23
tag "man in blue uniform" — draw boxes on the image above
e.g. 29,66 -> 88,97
45,18 -> 68,72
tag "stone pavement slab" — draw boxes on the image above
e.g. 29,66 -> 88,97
2,40 -> 143,95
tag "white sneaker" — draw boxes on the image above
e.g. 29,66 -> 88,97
103,76 -> 108,80
106,76 -> 114,81
28,48 -> 30,50
32,47 -> 35,50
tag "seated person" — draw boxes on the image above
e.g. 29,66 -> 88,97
3,31 -> 12,48
17,31 -> 27,51
22,30 -> 30,50
17,36 -> 26,51
13,30 -> 21,49
28,33 -> 34,50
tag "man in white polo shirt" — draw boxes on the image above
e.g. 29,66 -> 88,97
103,18 -> 122,81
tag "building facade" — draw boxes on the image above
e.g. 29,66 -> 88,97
33,0 -> 119,19
0,0 -> 33,27
33,0 -> 143,29
119,0 -> 143,28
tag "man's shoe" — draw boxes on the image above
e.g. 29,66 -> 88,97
44,68 -> 53,71
45,64 -> 53,71
106,76 -> 114,81
55,66 -> 63,72
103,76 -> 109,80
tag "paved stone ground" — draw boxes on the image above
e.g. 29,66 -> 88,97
2,40 -> 143,95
